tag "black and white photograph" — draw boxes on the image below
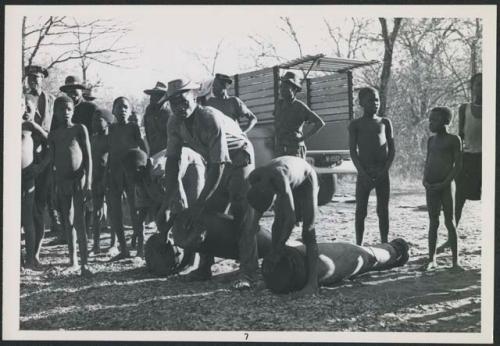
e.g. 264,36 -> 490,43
2,4 -> 496,343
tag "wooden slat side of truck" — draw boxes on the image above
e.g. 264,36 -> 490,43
224,54 -> 378,205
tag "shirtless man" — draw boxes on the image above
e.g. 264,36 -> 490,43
206,73 -> 257,134
47,96 -> 92,276
107,97 -> 148,261
90,108 -> 115,254
247,156 -> 320,297
22,97 -> 49,270
349,87 -> 395,245
422,107 -> 463,271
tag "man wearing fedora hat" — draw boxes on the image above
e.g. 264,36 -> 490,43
206,73 -> 257,134
24,65 -> 62,253
158,78 -> 259,289
143,81 -> 171,156
274,71 -> 325,159
60,75 -> 98,135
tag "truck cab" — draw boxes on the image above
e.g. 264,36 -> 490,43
221,54 -> 378,205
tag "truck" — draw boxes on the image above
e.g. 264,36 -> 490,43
224,54 -> 378,205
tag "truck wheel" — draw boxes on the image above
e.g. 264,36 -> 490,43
318,174 -> 337,206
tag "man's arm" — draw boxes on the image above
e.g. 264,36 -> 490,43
301,106 -> 325,142
133,123 -> 149,155
422,137 -> 431,188
24,120 -> 48,141
193,163 -> 224,206
380,118 -> 396,175
235,98 -> 258,133
270,174 -> 296,255
458,104 -> 466,140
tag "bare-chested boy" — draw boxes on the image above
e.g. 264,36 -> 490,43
349,87 -> 395,245
438,73 -> 482,253
47,96 -> 92,276
421,107 -> 463,271
107,97 -> 148,260
247,156 -> 320,297
22,97 -> 49,270
90,108 -> 115,254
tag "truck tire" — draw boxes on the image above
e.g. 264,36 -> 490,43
318,174 -> 337,206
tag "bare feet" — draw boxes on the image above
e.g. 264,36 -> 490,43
80,266 -> 94,277
419,260 -> 438,272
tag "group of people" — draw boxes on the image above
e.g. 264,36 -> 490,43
21,62 -> 482,295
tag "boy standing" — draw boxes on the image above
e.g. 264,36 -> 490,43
107,97 -> 148,260
349,87 -> 395,245
247,156 -> 320,297
422,107 -> 463,271
22,97 -> 49,269
90,108 -> 115,254
47,96 -> 92,276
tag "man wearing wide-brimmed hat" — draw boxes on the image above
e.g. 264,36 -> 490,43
60,75 -> 98,135
143,81 -> 171,156
274,71 -> 325,159
157,78 -> 259,290
206,73 -> 257,134
24,65 -> 60,259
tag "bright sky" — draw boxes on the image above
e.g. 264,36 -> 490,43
14,5 -> 490,97
23,6 -> 387,96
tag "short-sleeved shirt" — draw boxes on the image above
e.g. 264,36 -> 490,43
72,99 -> 98,135
166,105 -> 248,164
205,96 -> 254,124
274,98 -> 320,147
143,102 -> 171,156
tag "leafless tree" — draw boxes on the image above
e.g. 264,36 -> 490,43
378,17 -> 402,118
186,39 -> 224,76
22,16 -> 137,82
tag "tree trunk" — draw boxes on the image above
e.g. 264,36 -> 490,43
22,16 -> 26,82
378,18 -> 402,118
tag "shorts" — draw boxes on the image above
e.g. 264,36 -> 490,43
455,152 -> 481,200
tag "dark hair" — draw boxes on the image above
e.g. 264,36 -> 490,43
358,87 -> 378,102
54,95 -> 74,108
470,73 -> 482,86
112,96 -> 131,110
430,106 -> 453,125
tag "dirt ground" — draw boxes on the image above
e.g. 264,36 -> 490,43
19,179 -> 482,332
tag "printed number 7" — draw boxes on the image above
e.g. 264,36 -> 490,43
244,332 -> 249,340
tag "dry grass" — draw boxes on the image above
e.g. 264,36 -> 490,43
20,184 -> 482,332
